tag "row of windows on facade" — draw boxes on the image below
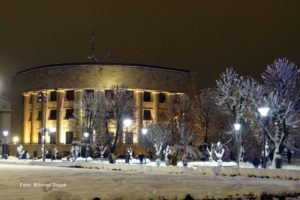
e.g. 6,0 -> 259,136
28,90 -> 168,103
37,131 -> 74,144
29,109 -> 154,121
36,131 -> 134,145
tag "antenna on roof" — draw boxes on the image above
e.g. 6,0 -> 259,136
87,30 -> 99,63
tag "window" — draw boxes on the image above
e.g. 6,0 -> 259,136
50,91 -> 57,101
126,91 -> 134,100
49,110 -> 57,120
66,90 -> 74,101
29,112 -> 32,121
37,111 -> 42,121
174,94 -> 180,103
159,93 -> 166,103
105,90 -> 114,98
50,133 -> 56,144
143,92 -> 151,102
33,151 -> 37,157
66,131 -> 74,144
85,89 -> 94,96
65,109 -> 74,119
143,110 -> 152,120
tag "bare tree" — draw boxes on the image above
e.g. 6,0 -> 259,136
216,68 -> 261,124
74,92 -> 107,145
258,58 -> 300,167
174,122 -> 200,159
215,68 -> 262,163
106,85 -> 135,153
163,94 -> 200,145
146,122 -> 172,158
193,89 -> 218,143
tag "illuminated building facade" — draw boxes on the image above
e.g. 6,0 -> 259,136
10,63 -> 194,157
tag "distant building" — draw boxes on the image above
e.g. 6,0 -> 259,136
11,63 -> 194,157
0,95 -> 11,157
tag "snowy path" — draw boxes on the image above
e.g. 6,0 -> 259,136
0,163 -> 299,200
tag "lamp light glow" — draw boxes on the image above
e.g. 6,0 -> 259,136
123,119 -> 132,128
258,107 -> 270,117
234,123 -> 241,131
3,130 -> 8,137
83,132 -> 89,138
13,136 -> 19,144
141,128 -> 148,135
48,127 -> 56,133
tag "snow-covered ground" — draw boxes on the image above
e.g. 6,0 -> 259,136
0,158 -> 300,200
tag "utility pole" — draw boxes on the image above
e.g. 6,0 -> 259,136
38,91 -> 47,162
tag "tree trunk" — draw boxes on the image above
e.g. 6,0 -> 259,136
271,144 -> 280,168
111,120 -> 121,153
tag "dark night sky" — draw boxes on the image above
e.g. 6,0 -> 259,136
0,1 -> 300,98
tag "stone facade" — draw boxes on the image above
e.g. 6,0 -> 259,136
10,63 -> 194,157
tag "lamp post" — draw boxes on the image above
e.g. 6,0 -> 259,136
141,128 -> 148,164
258,107 -> 270,169
41,127 -> 56,162
123,119 -> 132,163
234,123 -> 241,168
48,127 -> 56,162
12,136 -> 19,158
2,130 -> 8,159
84,131 -> 89,162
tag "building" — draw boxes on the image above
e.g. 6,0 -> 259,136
11,63 -> 194,157
0,95 -> 11,157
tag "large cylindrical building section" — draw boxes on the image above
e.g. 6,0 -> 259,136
11,63 -> 194,158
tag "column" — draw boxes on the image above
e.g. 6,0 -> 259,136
56,90 -> 64,144
74,90 -> 83,140
23,94 -> 31,144
42,91 -> 48,143
153,92 -> 159,122
31,93 -> 38,143
135,91 -> 143,144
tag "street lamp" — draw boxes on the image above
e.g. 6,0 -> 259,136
234,123 -> 241,168
141,128 -> 148,164
123,119 -> 132,129
2,130 -> 8,159
13,136 -> 19,145
12,136 -> 19,158
41,127 -> 56,162
258,106 -> 270,168
84,132 -> 89,162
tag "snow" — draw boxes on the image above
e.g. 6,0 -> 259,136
0,158 -> 299,200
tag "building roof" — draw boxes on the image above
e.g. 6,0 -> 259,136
0,95 -> 11,112
16,62 -> 190,75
